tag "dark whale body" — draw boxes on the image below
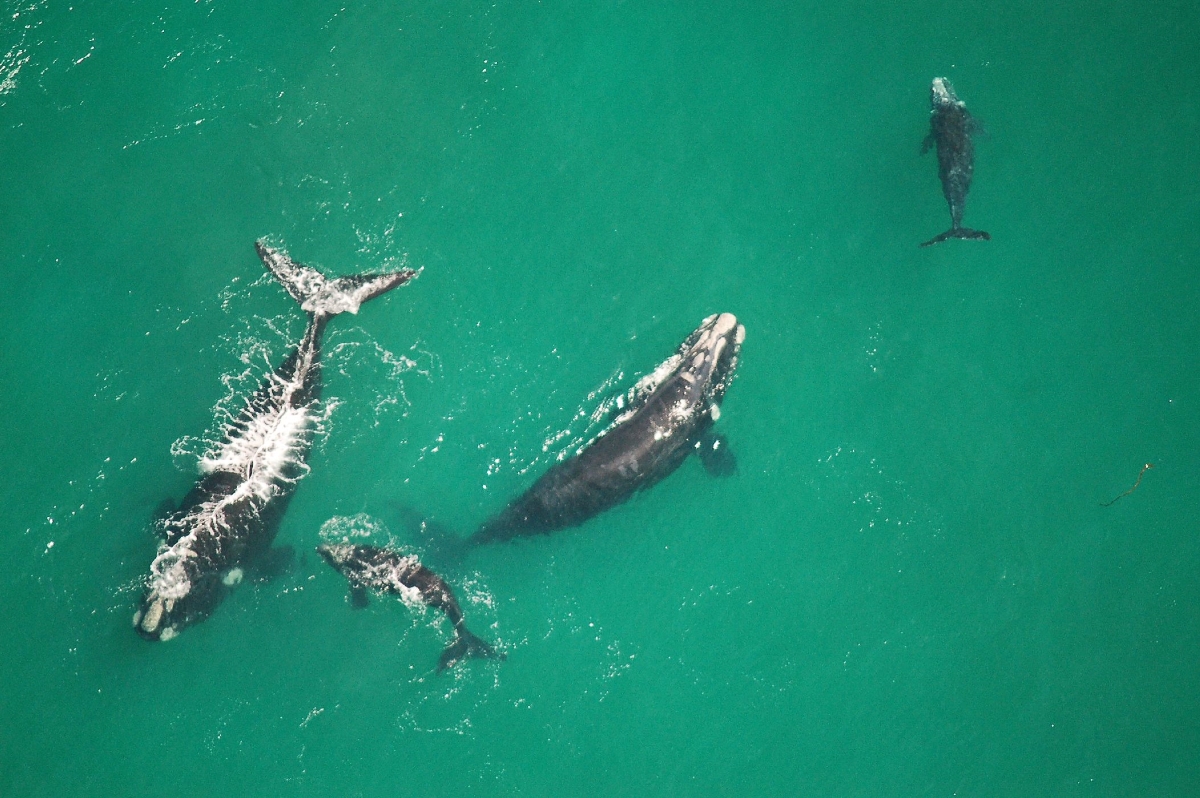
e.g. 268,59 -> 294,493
920,77 -> 990,247
317,543 -> 502,671
475,313 -> 745,543
133,243 -> 416,641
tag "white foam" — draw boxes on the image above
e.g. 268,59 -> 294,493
0,47 -> 29,97
318,513 -> 387,543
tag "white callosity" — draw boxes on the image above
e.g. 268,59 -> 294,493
613,312 -> 743,438
931,76 -> 964,109
321,544 -> 427,612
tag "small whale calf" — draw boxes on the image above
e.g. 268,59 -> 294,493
920,77 -> 990,247
317,543 -> 502,670
134,243 -> 416,641
475,312 -> 745,543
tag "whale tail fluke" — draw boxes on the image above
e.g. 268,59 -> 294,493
919,227 -> 991,247
439,627 -> 504,671
255,241 -> 418,316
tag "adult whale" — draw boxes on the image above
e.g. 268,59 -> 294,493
134,242 -> 416,641
318,542 -> 503,671
920,77 -> 991,247
474,312 -> 745,543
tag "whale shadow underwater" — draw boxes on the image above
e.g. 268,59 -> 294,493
133,243 -> 417,641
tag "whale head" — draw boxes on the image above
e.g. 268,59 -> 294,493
134,551 -> 225,641
930,77 -> 963,109
134,575 -> 222,642
316,543 -> 359,574
669,312 -> 746,419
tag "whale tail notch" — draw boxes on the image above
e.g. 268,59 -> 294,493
919,227 -> 991,248
439,626 -> 504,672
255,241 -> 418,316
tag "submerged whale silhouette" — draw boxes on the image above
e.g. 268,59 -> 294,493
920,77 -> 990,247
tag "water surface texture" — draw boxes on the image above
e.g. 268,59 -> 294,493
2,1 -> 1199,794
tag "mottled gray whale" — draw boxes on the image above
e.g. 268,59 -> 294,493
920,77 -> 990,247
134,243 -> 416,641
317,543 -> 502,671
475,312 -> 745,543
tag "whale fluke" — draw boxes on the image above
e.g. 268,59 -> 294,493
439,627 -> 503,672
919,227 -> 991,247
254,241 -> 417,316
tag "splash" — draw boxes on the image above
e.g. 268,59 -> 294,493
326,333 -> 434,426
318,512 -> 390,544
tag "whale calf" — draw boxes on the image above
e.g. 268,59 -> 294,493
134,243 -> 416,641
920,77 -> 990,247
475,312 -> 745,543
317,543 -> 502,671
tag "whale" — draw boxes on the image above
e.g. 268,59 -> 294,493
920,77 -> 991,247
133,242 -> 417,641
317,543 -> 502,671
474,312 -> 745,543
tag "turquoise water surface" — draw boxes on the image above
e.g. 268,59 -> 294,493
2,1 -> 1199,794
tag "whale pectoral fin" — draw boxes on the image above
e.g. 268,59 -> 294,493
254,545 -> 296,581
152,498 -> 177,522
697,432 -> 738,477
920,133 -> 935,155
350,586 -> 370,609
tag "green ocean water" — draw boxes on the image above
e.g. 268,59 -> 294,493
2,0 -> 1199,794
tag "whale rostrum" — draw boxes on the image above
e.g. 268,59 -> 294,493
134,243 -> 416,641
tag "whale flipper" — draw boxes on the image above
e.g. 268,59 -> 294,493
152,498 -> 177,521
697,432 -> 737,477
349,585 -> 370,609
919,227 -> 991,248
439,627 -> 504,672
